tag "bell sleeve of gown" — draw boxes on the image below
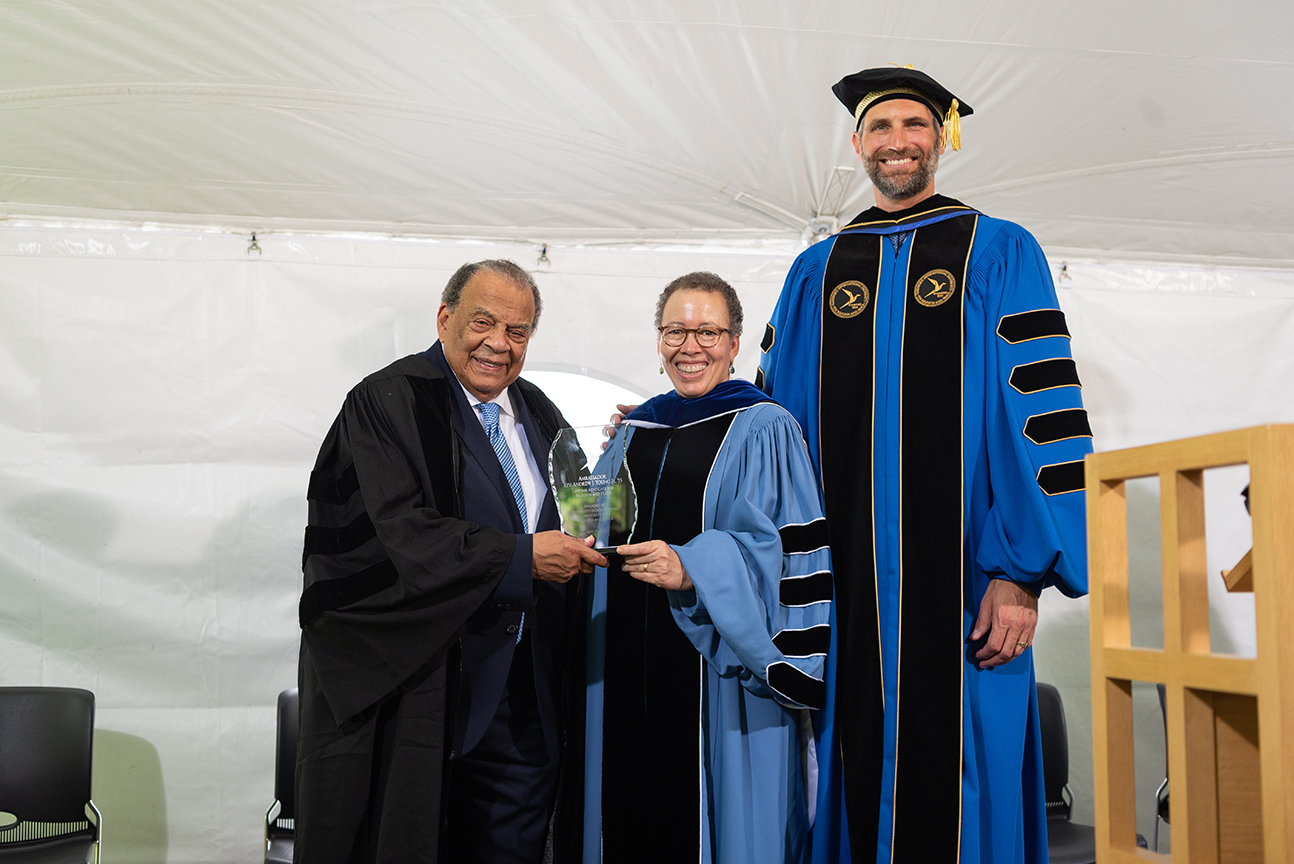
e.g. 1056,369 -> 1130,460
970,225 -> 1090,598
666,403 -> 833,710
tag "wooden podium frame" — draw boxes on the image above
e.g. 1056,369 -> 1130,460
1086,425 -> 1294,863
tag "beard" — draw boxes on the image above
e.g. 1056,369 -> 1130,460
864,143 -> 940,202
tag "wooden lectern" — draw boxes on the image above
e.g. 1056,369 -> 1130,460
1086,425 -> 1294,863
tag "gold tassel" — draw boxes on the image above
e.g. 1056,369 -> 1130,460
944,98 -> 962,151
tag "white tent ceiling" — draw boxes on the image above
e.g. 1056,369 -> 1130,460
4,1 -> 1294,264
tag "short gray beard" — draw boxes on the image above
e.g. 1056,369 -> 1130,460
865,145 -> 939,202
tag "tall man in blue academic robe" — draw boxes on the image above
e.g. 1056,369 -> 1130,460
757,68 -> 1092,864
295,259 -> 605,864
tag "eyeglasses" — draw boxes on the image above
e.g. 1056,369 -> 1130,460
658,326 -> 730,348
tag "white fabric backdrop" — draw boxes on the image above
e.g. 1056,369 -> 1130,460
2,222 -> 1293,861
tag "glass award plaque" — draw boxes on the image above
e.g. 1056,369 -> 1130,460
548,425 -> 635,554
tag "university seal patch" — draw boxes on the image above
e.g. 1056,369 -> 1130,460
829,281 -> 870,318
914,269 -> 957,307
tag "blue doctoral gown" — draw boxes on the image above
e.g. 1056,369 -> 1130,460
758,196 -> 1091,864
583,382 -> 833,864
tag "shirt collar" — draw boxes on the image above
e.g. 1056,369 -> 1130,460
455,377 -> 515,421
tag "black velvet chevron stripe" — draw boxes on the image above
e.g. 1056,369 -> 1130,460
1037,460 -> 1087,496
779,570 -> 833,606
754,366 -> 766,392
1024,408 -> 1093,445
761,323 -> 775,353
997,309 -> 1070,344
298,559 -> 398,626
778,518 -> 829,554
772,624 -> 831,657
767,661 -> 826,709
302,511 -> 378,567
1010,358 -> 1081,394
307,463 -> 359,505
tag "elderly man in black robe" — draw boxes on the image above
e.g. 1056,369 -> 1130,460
294,259 -> 604,864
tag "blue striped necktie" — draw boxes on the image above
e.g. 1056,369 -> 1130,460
477,401 -> 528,530
477,401 -> 529,644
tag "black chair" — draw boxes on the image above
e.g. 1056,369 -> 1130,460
264,688 -> 299,864
1153,682 -> 1170,851
1038,682 -> 1149,862
0,687 -> 101,863
1037,681 -> 1098,864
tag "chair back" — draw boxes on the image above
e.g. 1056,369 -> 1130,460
0,687 -> 95,825
1036,681 -> 1072,820
0,686 -> 98,859
271,689 -> 299,832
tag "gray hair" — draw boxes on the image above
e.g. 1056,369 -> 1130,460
654,271 -> 743,337
441,259 -> 543,329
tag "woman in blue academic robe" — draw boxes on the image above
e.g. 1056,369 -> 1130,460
580,272 -> 833,864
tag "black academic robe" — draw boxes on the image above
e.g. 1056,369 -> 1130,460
294,342 -> 577,864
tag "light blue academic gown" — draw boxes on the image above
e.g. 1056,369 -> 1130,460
584,390 -> 832,864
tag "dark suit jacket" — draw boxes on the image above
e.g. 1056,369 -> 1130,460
425,344 -> 566,761
295,342 -> 573,864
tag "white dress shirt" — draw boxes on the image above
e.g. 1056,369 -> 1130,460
458,381 -> 545,534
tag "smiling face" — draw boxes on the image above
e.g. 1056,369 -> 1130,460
852,98 -> 945,210
437,269 -> 535,401
658,288 -> 740,399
